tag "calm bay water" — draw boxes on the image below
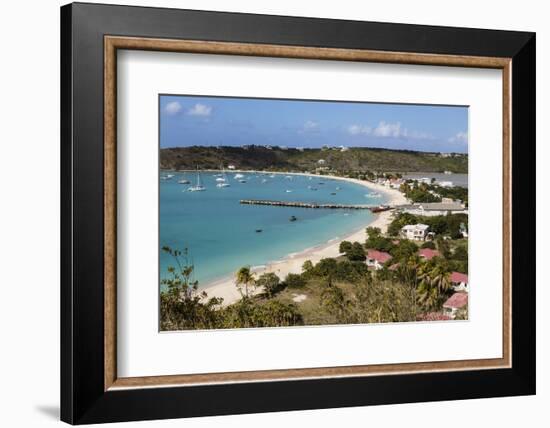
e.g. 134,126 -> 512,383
160,172 -> 387,287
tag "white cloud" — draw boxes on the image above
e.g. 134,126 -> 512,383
347,124 -> 372,135
303,120 -> 319,130
164,101 -> 182,115
188,103 -> 212,116
348,121 -> 433,140
373,121 -> 404,137
448,131 -> 468,144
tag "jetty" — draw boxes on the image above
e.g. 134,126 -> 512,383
240,199 -> 393,212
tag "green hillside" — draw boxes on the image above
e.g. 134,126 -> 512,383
160,146 -> 468,173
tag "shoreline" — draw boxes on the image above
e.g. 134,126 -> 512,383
200,173 -> 408,306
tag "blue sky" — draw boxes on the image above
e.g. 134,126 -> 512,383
160,95 -> 468,153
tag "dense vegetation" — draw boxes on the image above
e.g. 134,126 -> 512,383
401,181 -> 469,204
160,146 -> 468,174
160,226 -> 468,330
388,212 -> 468,241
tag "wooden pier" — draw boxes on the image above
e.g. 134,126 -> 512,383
239,199 -> 393,212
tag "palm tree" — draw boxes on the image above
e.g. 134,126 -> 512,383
427,264 -> 451,294
236,266 -> 256,298
416,262 -> 451,311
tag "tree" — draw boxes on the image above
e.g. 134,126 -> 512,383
160,246 -> 222,331
313,258 -> 339,278
339,240 -> 353,254
236,266 -> 256,298
390,239 -> 418,262
220,299 -> 303,328
452,245 -> 468,261
421,240 -> 436,249
347,242 -> 366,261
320,283 -> 350,323
302,260 -> 314,273
436,237 -> 451,259
285,273 -> 306,289
366,226 -> 382,239
416,261 -> 451,311
256,272 -> 280,298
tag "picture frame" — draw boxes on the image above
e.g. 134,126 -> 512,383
61,2 -> 535,424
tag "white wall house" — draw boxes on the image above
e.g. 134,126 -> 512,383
366,250 -> 392,270
401,224 -> 430,241
443,293 -> 468,319
450,272 -> 469,292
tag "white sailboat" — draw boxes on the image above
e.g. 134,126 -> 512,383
216,165 -> 230,188
215,165 -> 226,182
178,174 -> 190,184
187,167 -> 206,192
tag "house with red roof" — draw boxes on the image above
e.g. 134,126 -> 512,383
443,292 -> 468,318
450,271 -> 469,292
365,249 -> 392,270
418,248 -> 440,260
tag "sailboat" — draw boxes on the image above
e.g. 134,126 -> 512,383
177,174 -> 190,184
216,165 -> 230,188
187,167 -> 206,192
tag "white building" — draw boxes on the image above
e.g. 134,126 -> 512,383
450,272 -> 469,292
366,250 -> 392,270
398,202 -> 467,217
227,165 -> 236,170
401,224 -> 430,241
317,159 -> 326,165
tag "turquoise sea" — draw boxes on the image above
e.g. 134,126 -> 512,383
160,172 -> 388,287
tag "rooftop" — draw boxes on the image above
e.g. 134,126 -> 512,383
418,248 -> 440,260
418,202 -> 464,211
450,271 -> 469,284
443,292 -> 468,309
402,223 -> 429,231
367,249 -> 392,264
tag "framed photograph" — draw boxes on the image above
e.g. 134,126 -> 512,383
61,2 -> 535,424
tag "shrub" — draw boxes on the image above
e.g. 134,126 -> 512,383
256,272 -> 281,298
421,241 -> 436,249
284,273 -> 306,289
339,240 -> 353,254
347,242 -> 366,261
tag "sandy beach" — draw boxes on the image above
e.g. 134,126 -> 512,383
202,174 -> 408,306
